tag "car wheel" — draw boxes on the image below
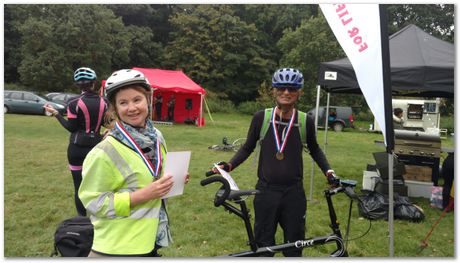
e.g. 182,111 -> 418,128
333,122 -> 344,132
4,105 -> 9,114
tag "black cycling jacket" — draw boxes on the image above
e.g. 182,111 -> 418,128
56,92 -> 108,143
229,109 -> 331,185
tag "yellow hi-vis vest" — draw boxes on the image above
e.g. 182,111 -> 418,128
79,135 -> 167,255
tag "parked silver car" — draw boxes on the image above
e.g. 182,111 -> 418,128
46,92 -> 79,107
4,90 -> 66,116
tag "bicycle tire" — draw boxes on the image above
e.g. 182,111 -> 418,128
232,138 -> 246,152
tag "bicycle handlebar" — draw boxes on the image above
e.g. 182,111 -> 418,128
200,176 -> 230,207
325,179 -> 359,201
205,170 -> 216,177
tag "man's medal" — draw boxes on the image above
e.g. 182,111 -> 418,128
271,106 -> 296,161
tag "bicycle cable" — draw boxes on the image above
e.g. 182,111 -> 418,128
343,198 -> 372,242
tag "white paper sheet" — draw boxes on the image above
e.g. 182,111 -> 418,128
214,164 -> 239,191
162,151 -> 191,198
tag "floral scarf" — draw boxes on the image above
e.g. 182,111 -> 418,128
109,119 -> 172,248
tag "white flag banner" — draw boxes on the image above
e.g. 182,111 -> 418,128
320,4 -> 388,146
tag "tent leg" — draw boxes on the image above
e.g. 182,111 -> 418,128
203,97 -> 215,124
324,93 -> 330,155
309,85 -> 321,202
388,152 -> 394,256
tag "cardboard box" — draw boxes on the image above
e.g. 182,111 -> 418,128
403,165 -> 432,182
405,180 -> 433,198
362,171 -> 380,191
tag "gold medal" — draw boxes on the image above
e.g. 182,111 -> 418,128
276,152 -> 284,160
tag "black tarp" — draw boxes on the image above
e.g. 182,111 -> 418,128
318,24 -> 454,98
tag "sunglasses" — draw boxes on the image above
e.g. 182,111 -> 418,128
275,86 -> 299,92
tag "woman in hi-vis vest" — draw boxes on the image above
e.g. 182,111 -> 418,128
79,69 -> 189,257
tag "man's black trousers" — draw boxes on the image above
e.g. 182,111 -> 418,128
253,180 -> 306,257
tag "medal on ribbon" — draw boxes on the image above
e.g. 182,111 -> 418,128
115,121 -> 162,178
271,107 -> 296,161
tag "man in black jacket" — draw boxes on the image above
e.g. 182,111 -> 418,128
213,68 -> 337,257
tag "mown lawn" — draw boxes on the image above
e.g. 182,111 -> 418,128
3,113 -> 455,257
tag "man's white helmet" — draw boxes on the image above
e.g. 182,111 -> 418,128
104,69 -> 150,101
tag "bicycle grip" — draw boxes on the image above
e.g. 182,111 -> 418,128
205,170 -> 216,177
344,186 -> 359,201
200,176 -> 230,207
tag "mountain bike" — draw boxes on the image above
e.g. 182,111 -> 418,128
208,137 -> 246,152
200,172 -> 359,257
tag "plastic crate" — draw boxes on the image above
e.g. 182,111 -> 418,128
405,180 -> 433,198
362,171 -> 379,191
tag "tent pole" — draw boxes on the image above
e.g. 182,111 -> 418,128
388,153 -> 394,256
324,93 -> 330,155
203,97 -> 215,124
379,4 -> 396,257
309,85 -> 321,202
199,94 -> 203,127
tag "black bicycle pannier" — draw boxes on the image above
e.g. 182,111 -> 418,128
51,216 -> 93,257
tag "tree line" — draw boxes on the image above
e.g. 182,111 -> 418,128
4,4 -> 454,112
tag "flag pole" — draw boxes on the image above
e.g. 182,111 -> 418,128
379,4 -> 395,256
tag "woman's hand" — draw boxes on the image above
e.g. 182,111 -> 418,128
184,173 -> 190,184
130,175 -> 173,206
43,104 -> 58,116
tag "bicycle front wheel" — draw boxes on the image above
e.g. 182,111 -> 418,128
232,138 -> 246,152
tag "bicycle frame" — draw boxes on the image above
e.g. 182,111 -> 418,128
201,176 -> 357,257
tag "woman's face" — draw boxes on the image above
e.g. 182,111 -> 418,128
115,86 -> 149,127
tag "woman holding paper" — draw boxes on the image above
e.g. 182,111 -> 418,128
79,69 -> 187,257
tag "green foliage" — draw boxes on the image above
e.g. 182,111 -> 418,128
4,3 -> 455,109
277,13 -> 345,110
4,113 -> 455,257
11,5 -> 128,91
4,83 -> 27,91
440,114 -> 455,134
237,81 -> 275,115
387,4 -> 454,42
205,98 -> 235,114
163,5 -> 274,104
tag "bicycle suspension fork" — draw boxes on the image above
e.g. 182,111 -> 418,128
325,189 -> 349,256
222,200 -> 258,252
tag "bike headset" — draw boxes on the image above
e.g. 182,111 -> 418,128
74,67 -> 97,86
272,68 -> 304,90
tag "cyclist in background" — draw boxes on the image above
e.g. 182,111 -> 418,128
44,67 -> 108,216
213,68 -> 338,257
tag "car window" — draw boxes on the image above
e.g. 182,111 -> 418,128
54,94 -> 66,100
10,92 -> 22,100
23,93 -> 37,101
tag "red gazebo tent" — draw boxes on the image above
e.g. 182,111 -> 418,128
133,67 -> 206,126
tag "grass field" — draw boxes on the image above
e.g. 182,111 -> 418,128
3,113 -> 455,257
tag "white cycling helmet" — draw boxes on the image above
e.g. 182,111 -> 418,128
104,69 -> 151,101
